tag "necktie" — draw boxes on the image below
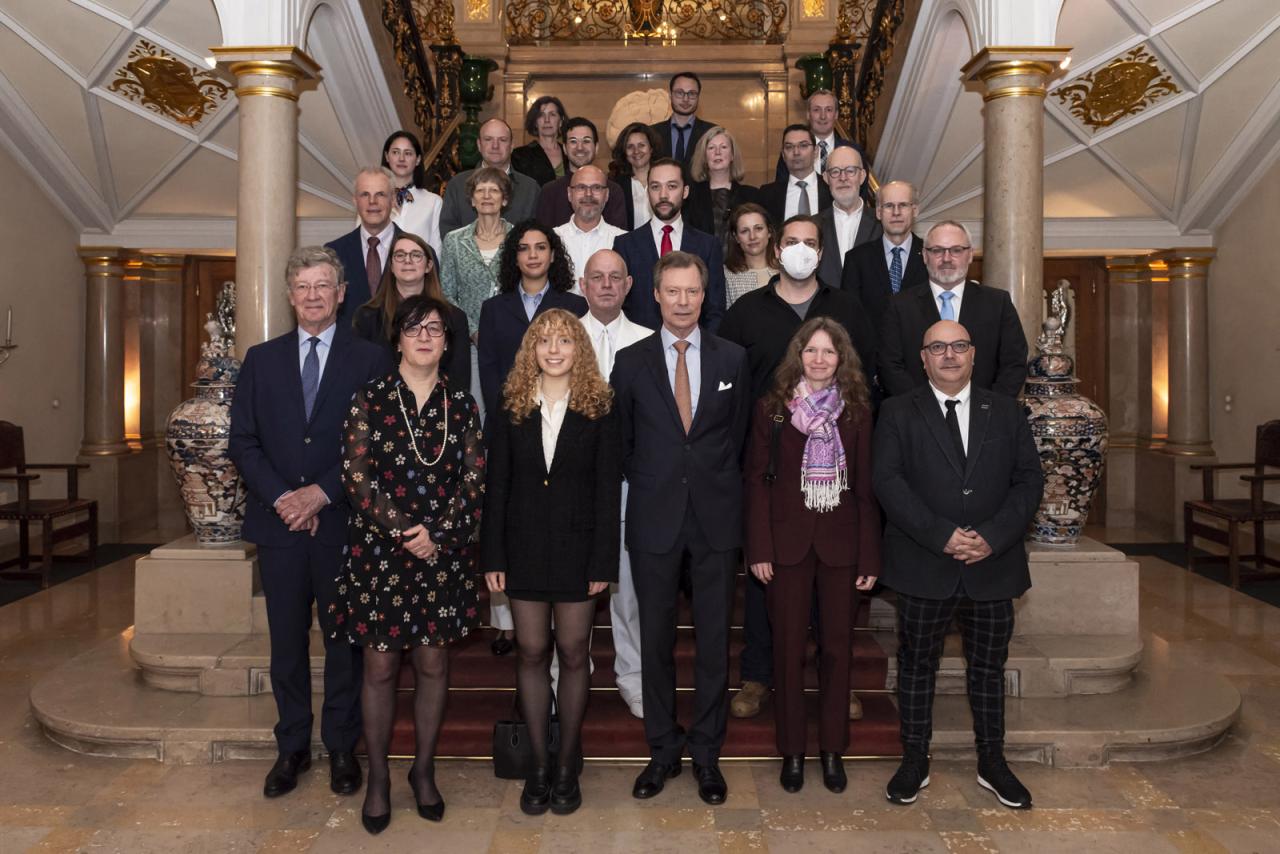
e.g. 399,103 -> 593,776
660,224 -> 673,257
945,399 -> 965,462
818,140 -> 829,173
365,236 -> 380,296
301,336 -> 320,421
597,325 -> 613,380
796,180 -> 811,216
938,290 -> 955,320
395,186 -> 414,207
674,124 -> 689,162
889,246 -> 903,294
673,339 -> 693,434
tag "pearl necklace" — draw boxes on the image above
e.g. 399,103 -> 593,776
397,381 -> 448,467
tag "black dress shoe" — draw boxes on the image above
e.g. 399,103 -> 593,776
550,765 -> 583,815
329,750 -> 362,795
263,750 -> 310,798
408,770 -> 445,822
977,753 -> 1033,810
820,751 -> 847,793
779,755 -> 804,793
490,632 -> 514,656
692,762 -> 727,805
631,759 -> 681,799
521,766 -> 552,815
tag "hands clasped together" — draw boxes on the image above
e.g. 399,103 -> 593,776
944,527 -> 992,564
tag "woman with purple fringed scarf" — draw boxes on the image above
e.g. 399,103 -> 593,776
743,317 -> 882,796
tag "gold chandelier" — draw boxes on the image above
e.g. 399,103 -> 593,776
504,0 -> 789,44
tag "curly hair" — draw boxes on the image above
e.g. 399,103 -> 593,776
764,317 -> 870,419
497,219 -> 575,293
502,308 -> 613,423
609,122 -> 661,181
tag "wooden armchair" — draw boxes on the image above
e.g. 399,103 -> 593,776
1184,420 -> 1280,588
0,421 -> 98,588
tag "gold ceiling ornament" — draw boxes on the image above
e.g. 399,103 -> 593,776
503,0 -> 789,44
1053,44 -> 1180,130
107,40 -> 230,127
411,0 -> 457,45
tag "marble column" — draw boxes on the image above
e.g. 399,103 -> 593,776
138,255 -> 186,444
78,248 -> 131,457
962,47 -> 1071,349
1104,257 -> 1147,527
211,46 -> 319,356
1154,248 -> 1216,457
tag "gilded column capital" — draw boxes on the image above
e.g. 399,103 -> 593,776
1150,248 -> 1216,280
78,246 -> 134,279
963,46 -> 1072,101
211,46 -> 319,101
1106,255 -> 1152,285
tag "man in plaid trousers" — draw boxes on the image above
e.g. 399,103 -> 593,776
871,318 -> 1044,809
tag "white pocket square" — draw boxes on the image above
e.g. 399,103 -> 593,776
718,381 -> 733,391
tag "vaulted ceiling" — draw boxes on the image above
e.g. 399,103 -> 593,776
878,0 -> 1280,250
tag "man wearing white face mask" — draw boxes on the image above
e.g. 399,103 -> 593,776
718,214 -> 877,720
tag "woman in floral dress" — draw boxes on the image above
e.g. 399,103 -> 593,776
334,294 -> 485,834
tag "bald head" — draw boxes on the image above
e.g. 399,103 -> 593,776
876,180 -> 918,241
478,118 -> 513,169
921,319 -> 974,394
581,249 -> 632,324
568,165 -> 609,227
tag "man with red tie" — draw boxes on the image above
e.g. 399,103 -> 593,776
613,157 -> 726,332
325,168 -> 402,323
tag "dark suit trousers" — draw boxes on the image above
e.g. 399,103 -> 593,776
766,548 -> 853,755
895,592 -> 1014,754
258,538 -> 363,754
740,572 -> 773,685
631,504 -> 736,765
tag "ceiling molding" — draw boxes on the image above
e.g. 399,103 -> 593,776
67,0 -> 137,29
0,8 -> 91,88
299,133 -> 356,196
920,216 -> 1214,253
1179,80 -> 1280,229
1172,95 -> 1202,213
1195,11 -> 1280,90
115,139 -> 201,220
82,90 -> 119,216
1205,135 -> 1280,231
82,215 -> 353,250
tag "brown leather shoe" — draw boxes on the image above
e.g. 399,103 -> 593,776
730,681 -> 770,719
848,691 -> 864,721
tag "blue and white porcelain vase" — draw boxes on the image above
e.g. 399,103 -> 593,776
165,314 -> 245,544
1023,315 -> 1108,545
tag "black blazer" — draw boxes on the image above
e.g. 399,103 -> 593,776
611,331 -> 751,554
756,177 -> 833,227
872,384 -> 1044,600
350,302 -> 472,394
840,234 -> 927,327
685,180 -> 758,237
613,222 -> 726,332
878,281 -> 1028,399
511,141 -> 565,187
228,324 -> 394,548
476,288 -> 589,417
326,225 -> 404,323
816,204 -> 881,294
772,134 -> 864,182
480,406 -> 622,595
535,174 -> 628,230
649,116 -> 716,165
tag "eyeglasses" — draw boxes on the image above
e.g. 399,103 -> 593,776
783,141 -> 814,152
290,282 -> 337,294
921,340 -> 972,356
878,201 -> 916,212
392,250 -> 427,262
569,184 -> 607,194
671,89 -> 700,100
924,245 -> 972,258
825,166 -> 864,179
403,321 -> 445,339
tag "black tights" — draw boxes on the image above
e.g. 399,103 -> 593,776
510,597 -> 596,772
361,644 -> 449,815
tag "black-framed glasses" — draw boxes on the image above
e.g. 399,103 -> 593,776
924,245 -> 971,258
825,166 -> 864,179
921,340 -> 972,356
392,250 -> 427,263
783,141 -> 814,152
403,321 -> 445,339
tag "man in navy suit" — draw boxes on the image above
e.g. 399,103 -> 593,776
229,246 -> 393,800
772,89 -> 867,185
649,72 -> 716,166
614,157 -> 726,332
757,125 -> 833,227
325,168 -> 401,324
840,180 -> 927,328
611,251 -> 751,807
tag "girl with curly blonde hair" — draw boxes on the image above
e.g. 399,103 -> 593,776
481,307 -> 622,817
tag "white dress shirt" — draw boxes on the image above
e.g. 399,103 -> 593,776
883,232 -> 913,271
929,279 -> 966,320
537,384 -> 570,471
832,201 -> 865,261
359,222 -> 396,270
391,188 -> 443,257
296,321 -> 337,378
785,172 -> 820,219
555,217 -> 626,293
630,176 -> 652,228
929,380 -> 972,454
581,311 -> 622,378
660,325 -> 702,414
649,214 -> 684,256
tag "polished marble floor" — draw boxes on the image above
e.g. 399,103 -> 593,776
3,533 -> 1280,853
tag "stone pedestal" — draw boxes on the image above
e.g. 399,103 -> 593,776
1018,538 -> 1138,635
1135,449 -> 1212,540
133,535 -> 259,635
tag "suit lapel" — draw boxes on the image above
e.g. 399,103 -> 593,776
957,281 -> 979,327
964,389 -> 993,481
548,409 -> 585,476
283,332 -> 308,427
913,388 -> 965,479
309,325 -> 349,424
687,336 -> 716,436
918,285 -> 941,322
642,335 -> 684,432
504,290 -> 531,327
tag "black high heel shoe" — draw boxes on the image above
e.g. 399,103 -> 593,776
490,630 -> 514,656
408,769 -> 445,822
361,779 -> 391,835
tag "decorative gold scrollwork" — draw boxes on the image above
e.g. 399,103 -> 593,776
503,0 -> 790,44
833,0 -> 877,44
107,40 -> 230,127
853,0 -> 905,152
411,0 -> 457,45
1053,45 -> 1180,130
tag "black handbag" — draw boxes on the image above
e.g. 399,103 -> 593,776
491,694 -> 561,779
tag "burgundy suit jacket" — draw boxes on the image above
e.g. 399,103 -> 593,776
743,399 -> 881,571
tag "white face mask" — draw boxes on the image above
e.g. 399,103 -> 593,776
779,242 -> 819,280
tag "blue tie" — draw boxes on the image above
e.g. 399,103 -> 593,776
301,336 -> 320,420
889,246 -> 903,294
938,291 -> 956,320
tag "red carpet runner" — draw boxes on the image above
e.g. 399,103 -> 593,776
390,581 -> 902,758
